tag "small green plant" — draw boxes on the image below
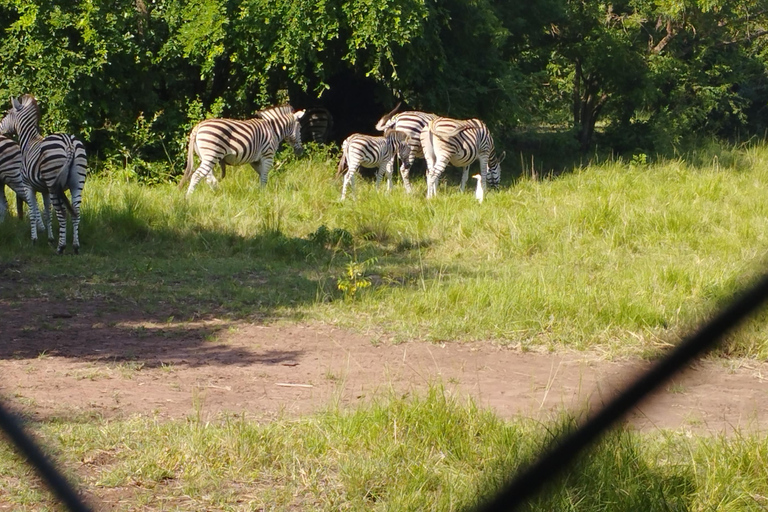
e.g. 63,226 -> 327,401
630,152 -> 648,167
337,255 -> 377,302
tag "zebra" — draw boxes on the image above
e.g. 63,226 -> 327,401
300,107 -> 333,144
178,105 -> 305,196
336,130 -> 411,201
419,116 -> 504,199
0,135 -> 34,222
375,104 -> 436,193
0,95 -> 87,253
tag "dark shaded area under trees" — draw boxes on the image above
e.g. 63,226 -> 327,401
1,0 -> 767,182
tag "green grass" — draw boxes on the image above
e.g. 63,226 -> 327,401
2,387 -> 768,510
3,142 -> 768,356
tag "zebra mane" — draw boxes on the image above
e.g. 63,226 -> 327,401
257,104 -> 296,120
18,94 -> 41,122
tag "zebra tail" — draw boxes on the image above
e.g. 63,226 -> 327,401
53,150 -> 76,216
178,126 -> 198,190
336,150 -> 348,178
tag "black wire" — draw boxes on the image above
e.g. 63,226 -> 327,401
473,271 -> 768,512
0,398 -> 93,512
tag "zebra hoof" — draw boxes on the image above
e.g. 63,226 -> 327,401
73,246 -> 80,255
57,245 -> 66,255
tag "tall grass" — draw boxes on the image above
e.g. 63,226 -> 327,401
3,142 -> 768,356
1,388 -> 768,510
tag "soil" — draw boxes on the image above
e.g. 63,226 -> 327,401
2,298 -> 768,433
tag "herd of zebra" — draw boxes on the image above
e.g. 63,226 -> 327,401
179,102 -> 505,202
0,95 -> 503,254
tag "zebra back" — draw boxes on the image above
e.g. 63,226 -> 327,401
424,116 -> 503,187
179,105 -> 305,189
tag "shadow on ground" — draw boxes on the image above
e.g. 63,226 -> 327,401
0,297 -> 306,367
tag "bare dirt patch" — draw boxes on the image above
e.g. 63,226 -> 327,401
2,299 -> 768,432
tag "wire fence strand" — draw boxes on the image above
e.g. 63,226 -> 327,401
473,271 -> 768,512
0,397 -> 93,512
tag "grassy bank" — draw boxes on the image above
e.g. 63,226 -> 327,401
3,143 -> 768,356
2,388 -> 767,510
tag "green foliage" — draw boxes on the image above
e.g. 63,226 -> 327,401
0,0 -> 766,165
336,254 -> 377,302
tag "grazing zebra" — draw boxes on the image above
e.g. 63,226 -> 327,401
0,135 -> 33,222
419,116 -> 504,199
337,130 -> 411,200
300,107 -> 333,144
375,104 -> 436,193
0,95 -> 87,253
178,105 -> 305,196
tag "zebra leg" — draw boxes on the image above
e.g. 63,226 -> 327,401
257,158 -> 274,187
50,193 -> 69,254
374,163 -> 387,190
341,166 -> 357,201
479,157 -> 489,196
186,161 -> 215,197
399,156 -> 414,193
426,158 -> 449,199
42,192 -> 54,242
385,160 -> 395,192
70,188 -> 82,255
69,144 -> 87,255
25,187 -> 41,243
460,166 -> 470,192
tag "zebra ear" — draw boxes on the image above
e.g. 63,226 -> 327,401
294,110 -> 305,120
10,96 -> 21,110
498,151 -> 506,163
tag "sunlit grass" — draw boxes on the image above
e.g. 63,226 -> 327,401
1,388 -> 768,510
3,142 -> 768,356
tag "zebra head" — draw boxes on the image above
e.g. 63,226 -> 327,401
0,95 -> 40,139
385,129 -> 411,173
487,150 -> 505,189
287,109 -> 305,156
258,105 -> 305,157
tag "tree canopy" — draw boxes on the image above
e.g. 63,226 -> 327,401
0,0 -> 766,179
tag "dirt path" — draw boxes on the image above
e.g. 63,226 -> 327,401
3,300 -> 768,432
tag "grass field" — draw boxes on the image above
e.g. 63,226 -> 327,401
3,141 -> 768,357
3,141 -> 768,509
2,388 -> 768,510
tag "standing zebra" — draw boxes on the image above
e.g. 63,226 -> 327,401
300,107 -> 333,144
0,95 -> 87,253
337,130 -> 411,201
178,105 -> 305,197
419,116 -> 504,199
375,104 -> 436,193
0,135 -> 34,222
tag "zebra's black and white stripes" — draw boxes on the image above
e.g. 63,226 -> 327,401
375,107 -> 436,193
300,107 -> 333,144
178,105 -> 305,196
337,130 -> 411,200
0,95 -> 87,253
0,135 -> 32,222
420,116 -> 504,198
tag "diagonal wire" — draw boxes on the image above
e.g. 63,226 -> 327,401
0,397 -> 93,512
473,271 -> 768,512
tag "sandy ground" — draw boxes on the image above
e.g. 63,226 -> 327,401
3,299 -> 768,433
